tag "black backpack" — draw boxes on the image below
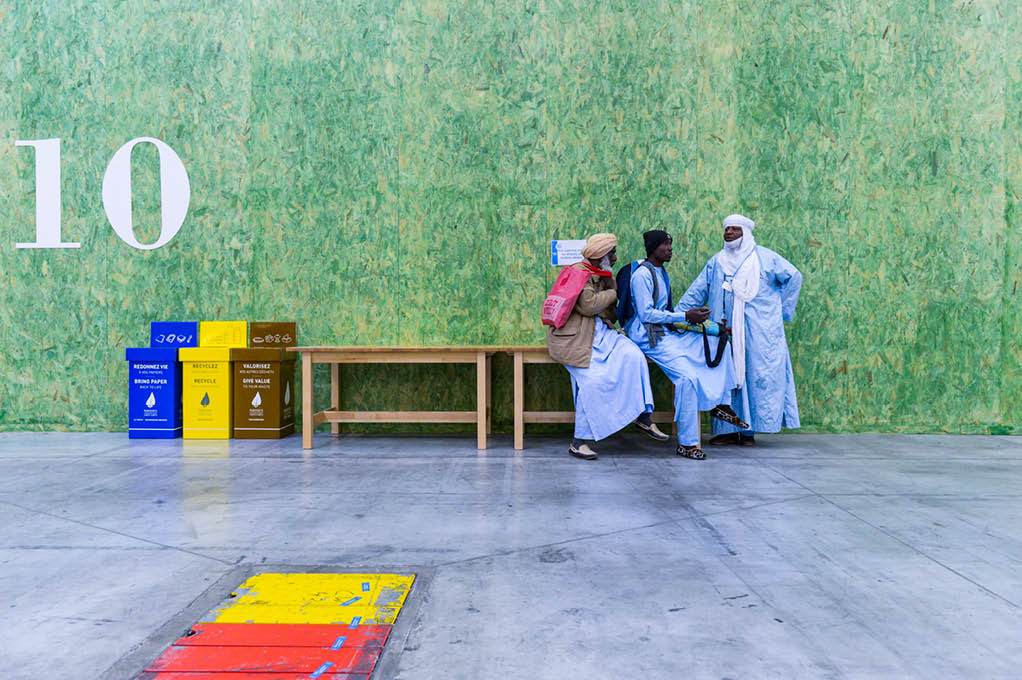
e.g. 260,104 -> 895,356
615,261 -> 673,327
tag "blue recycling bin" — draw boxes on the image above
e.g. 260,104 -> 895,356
125,347 -> 182,438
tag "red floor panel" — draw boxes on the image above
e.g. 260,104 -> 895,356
174,623 -> 391,649
146,646 -> 380,675
149,670 -> 369,674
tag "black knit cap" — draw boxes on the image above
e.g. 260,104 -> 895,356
643,229 -> 671,256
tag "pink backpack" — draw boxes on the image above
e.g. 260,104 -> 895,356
541,265 -> 592,328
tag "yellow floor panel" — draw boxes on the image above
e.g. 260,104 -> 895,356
203,572 -> 416,625
234,573 -> 410,602
205,603 -> 402,625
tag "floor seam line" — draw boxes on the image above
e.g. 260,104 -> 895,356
687,493 -> 818,520
0,498 -> 236,566
430,518 -> 681,568
757,461 -> 1021,609
78,443 -> 136,458
819,494 -> 1021,609
429,495 -> 818,569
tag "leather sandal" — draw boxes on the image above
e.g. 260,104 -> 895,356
676,444 -> 706,460
710,405 -> 749,430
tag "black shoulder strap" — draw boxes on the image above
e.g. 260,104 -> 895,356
702,325 -> 731,367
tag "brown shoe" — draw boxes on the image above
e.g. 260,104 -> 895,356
709,433 -> 741,446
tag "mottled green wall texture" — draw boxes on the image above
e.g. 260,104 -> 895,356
1,1 -> 1019,434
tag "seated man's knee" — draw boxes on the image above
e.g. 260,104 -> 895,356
622,342 -> 645,362
674,375 -> 696,394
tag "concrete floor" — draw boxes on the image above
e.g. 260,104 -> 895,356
1,432 -> 1021,679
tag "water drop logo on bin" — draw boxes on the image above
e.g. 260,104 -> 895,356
251,392 -> 262,408
145,392 -> 157,408
201,392 -> 210,407
284,382 -> 291,406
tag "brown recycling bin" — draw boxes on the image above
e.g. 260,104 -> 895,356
231,323 -> 297,439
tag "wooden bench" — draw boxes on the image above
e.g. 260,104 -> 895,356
288,346 -> 502,450
505,346 -> 676,450
289,345 -> 685,452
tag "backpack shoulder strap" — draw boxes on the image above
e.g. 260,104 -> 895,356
637,260 -> 672,348
662,266 -> 674,311
638,260 -> 660,306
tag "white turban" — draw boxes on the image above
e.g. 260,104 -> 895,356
581,233 -> 617,259
723,214 -> 754,231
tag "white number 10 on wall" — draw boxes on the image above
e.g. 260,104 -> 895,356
14,137 -> 191,250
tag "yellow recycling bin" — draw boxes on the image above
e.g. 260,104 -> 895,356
179,321 -> 247,439
180,347 -> 236,439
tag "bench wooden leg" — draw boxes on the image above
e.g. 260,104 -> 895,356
476,352 -> 487,450
513,351 -> 524,450
330,363 -> 340,436
485,354 -> 492,435
302,353 -> 314,450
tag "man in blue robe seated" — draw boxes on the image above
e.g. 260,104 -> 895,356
679,214 -> 802,446
546,233 -> 670,460
625,230 -> 748,459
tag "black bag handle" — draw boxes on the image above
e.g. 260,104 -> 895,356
702,324 -> 730,368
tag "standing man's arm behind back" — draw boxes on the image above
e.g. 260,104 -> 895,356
772,252 -> 803,322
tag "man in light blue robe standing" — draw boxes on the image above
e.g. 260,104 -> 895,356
624,230 -> 749,459
679,214 -> 802,446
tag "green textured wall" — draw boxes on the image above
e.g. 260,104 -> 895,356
0,0 -> 1018,434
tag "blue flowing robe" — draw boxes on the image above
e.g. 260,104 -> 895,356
625,263 -> 736,446
679,245 -> 802,435
565,320 -> 655,441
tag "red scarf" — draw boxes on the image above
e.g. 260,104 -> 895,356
581,262 -> 612,277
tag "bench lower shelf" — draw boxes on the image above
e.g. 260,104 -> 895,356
522,411 -> 675,424
314,410 -> 479,425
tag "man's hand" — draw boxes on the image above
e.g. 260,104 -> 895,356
685,307 -> 710,324
606,275 -> 618,291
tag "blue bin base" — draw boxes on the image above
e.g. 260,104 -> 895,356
126,347 -> 182,440
129,427 -> 182,439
